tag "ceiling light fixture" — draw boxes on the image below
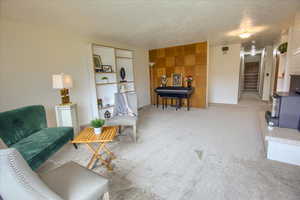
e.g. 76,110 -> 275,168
251,41 -> 256,56
239,32 -> 252,39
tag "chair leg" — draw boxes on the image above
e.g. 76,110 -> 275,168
132,125 -> 137,142
73,144 -> 78,149
103,192 -> 110,200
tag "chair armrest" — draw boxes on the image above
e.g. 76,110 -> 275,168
0,138 -> 7,149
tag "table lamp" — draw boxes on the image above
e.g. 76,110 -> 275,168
52,73 -> 73,105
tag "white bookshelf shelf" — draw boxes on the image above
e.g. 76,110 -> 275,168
96,82 -> 118,86
95,72 -> 116,74
98,105 -> 115,110
91,44 -> 136,119
119,81 -> 134,84
116,56 -> 133,59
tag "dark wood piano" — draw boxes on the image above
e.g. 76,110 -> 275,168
154,87 -> 194,111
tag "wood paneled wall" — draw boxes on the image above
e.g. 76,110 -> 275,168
149,42 -> 207,108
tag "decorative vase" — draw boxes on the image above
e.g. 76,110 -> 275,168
94,127 -> 102,135
104,110 -> 111,119
187,81 -> 192,88
120,67 -> 126,82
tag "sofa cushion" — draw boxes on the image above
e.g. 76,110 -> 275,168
0,139 -> 7,149
40,161 -> 108,200
0,105 -> 47,146
12,127 -> 73,170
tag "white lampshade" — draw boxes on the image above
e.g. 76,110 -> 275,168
52,74 -> 73,89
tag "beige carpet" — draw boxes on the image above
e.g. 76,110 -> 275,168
38,93 -> 300,200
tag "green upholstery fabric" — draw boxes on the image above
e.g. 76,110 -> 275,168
12,127 -> 73,170
0,105 -> 74,170
0,105 -> 47,146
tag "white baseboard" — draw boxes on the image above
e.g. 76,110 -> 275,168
267,140 -> 300,166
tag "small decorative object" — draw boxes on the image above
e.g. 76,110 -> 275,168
172,73 -> 182,86
90,119 -> 105,135
93,55 -> 103,72
222,46 -> 229,54
186,75 -> 193,88
52,73 -> 73,105
97,99 -> 103,108
278,42 -> 288,54
119,83 -> 128,93
104,110 -> 111,119
103,65 -> 113,72
120,67 -> 127,82
101,76 -> 109,83
149,62 -> 155,67
161,75 -> 168,87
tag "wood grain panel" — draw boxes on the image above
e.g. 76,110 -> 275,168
149,42 -> 208,108
184,55 -> 196,66
166,57 -> 175,67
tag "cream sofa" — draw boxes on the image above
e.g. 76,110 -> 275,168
0,147 -> 110,200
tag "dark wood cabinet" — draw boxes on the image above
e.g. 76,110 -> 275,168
290,74 -> 300,92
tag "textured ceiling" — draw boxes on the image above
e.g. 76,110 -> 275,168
1,0 -> 300,49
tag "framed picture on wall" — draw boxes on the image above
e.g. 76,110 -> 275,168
172,73 -> 182,86
93,55 -> 103,72
103,65 -> 113,73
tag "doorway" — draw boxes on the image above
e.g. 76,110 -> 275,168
244,62 -> 259,92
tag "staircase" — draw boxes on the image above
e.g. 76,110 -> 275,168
244,72 -> 258,91
244,62 -> 259,91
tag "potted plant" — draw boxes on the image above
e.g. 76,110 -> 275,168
186,75 -> 193,88
91,119 -> 105,134
101,76 -> 109,83
278,42 -> 288,54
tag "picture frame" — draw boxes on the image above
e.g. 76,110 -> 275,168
172,73 -> 183,86
103,65 -> 113,73
93,55 -> 103,72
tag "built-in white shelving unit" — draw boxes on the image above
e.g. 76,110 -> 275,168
91,44 -> 136,119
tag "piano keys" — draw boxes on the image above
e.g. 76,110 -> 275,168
154,87 -> 194,111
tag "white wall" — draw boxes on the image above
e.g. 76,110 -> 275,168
270,31 -> 289,93
258,50 -> 265,96
209,43 -> 241,104
238,52 -> 245,99
0,19 -> 150,127
245,54 -> 261,63
262,46 -> 273,101
281,12 -> 300,91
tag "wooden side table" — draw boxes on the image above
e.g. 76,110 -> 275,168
71,126 -> 118,170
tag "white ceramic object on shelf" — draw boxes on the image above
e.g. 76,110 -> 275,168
94,127 -> 102,135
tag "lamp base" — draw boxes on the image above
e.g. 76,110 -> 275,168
60,88 -> 71,105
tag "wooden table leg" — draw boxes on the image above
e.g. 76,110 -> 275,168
103,145 -> 116,160
87,154 -> 97,169
156,94 -> 159,108
187,97 -> 190,111
86,143 -> 104,169
86,143 -> 114,171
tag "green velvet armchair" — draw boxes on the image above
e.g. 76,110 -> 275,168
0,105 -> 74,170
